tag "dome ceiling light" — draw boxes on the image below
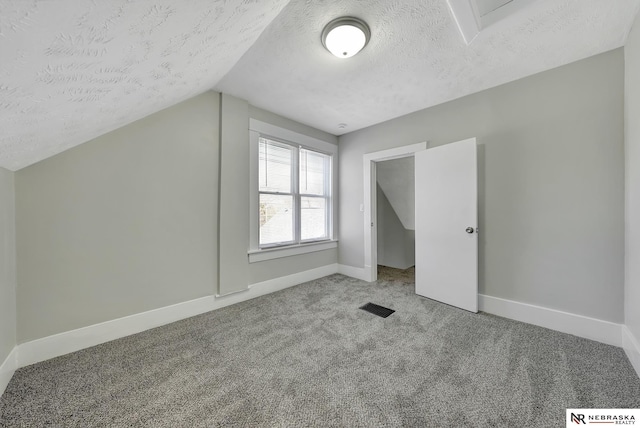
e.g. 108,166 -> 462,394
321,17 -> 371,59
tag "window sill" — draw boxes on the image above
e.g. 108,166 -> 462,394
248,240 -> 338,263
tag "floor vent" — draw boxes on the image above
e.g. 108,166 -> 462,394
359,303 -> 395,318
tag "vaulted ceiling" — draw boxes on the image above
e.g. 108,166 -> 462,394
1,0 -> 639,171
0,0 -> 290,170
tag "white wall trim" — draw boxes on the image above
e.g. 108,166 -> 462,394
10,269 -> 635,393
15,264 -> 340,370
249,119 -> 338,154
363,143 -> 429,164
479,294 -> 623,347
248,263 -> 338,293
213,264 -> 339,309
337,264 -> 369,281
248,121 -> 339,254
0,347 -> 18,397
363,142 -> 427,282
446,0 -> 481,45
622,326 -> 640,378
18,295 -> 217,368
248,240 -> 337,263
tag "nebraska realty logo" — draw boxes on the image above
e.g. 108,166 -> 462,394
567,409 -> 639,426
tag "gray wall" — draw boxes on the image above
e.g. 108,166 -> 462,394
376,157 -> 415,230
16,92 -> 221,342
625,14 -> 640,343
339,49 -> 624,323
15,92 -> 339,343
218,94 -> 250,296
248,249 -> 337,284
377,185 -> 414,269
249,106 -> 338,147
0,167 -> 16,364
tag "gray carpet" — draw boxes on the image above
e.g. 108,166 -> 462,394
1,272 -> 639,427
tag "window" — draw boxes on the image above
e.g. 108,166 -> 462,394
258,137 -> 331,247
249,119 -> 337,262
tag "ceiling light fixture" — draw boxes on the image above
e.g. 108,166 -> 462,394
321,17 -> 370,59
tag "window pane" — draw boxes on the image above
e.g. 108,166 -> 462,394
300,149 -> 329,196
301,196 -> 327,241
259,138 -> 292,193
260,194 -> 294,245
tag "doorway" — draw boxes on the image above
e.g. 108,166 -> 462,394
363,139 -> 478,313
376,157 -> 416,282
363,142 -> 426,282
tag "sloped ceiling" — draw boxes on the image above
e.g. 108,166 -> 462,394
377,157 -> 415,230
217,0 -> 640,135
2,0 -> 640,171
0,0 -> 290,170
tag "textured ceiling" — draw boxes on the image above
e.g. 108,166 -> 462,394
217,0 -> 640,136
0,0 -> 290,170
2,0 -> 640,170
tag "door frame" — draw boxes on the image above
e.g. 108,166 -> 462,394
363,142 -> 427,282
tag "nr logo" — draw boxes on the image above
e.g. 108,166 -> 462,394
571,413 -> 586,424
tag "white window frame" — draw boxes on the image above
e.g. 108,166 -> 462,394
249,119 -> 338,263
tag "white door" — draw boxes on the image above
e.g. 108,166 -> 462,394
415,138 -> 478,312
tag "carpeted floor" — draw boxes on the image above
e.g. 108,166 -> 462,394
1,272 -> 639,427
377,265 -> 415,284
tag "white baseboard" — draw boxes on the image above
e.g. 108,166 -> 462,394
214,263 -> 340,310
0,347 -> 18,397
338,264 -> 369,281
479,294 -> 623,347
12,267 -> 634,392
16,264 -> 340,370
248,263 -> 338,294
622,326 -> 640,378
18,295 -> 217,368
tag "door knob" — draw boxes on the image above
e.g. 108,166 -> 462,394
466,227 -> 474,234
